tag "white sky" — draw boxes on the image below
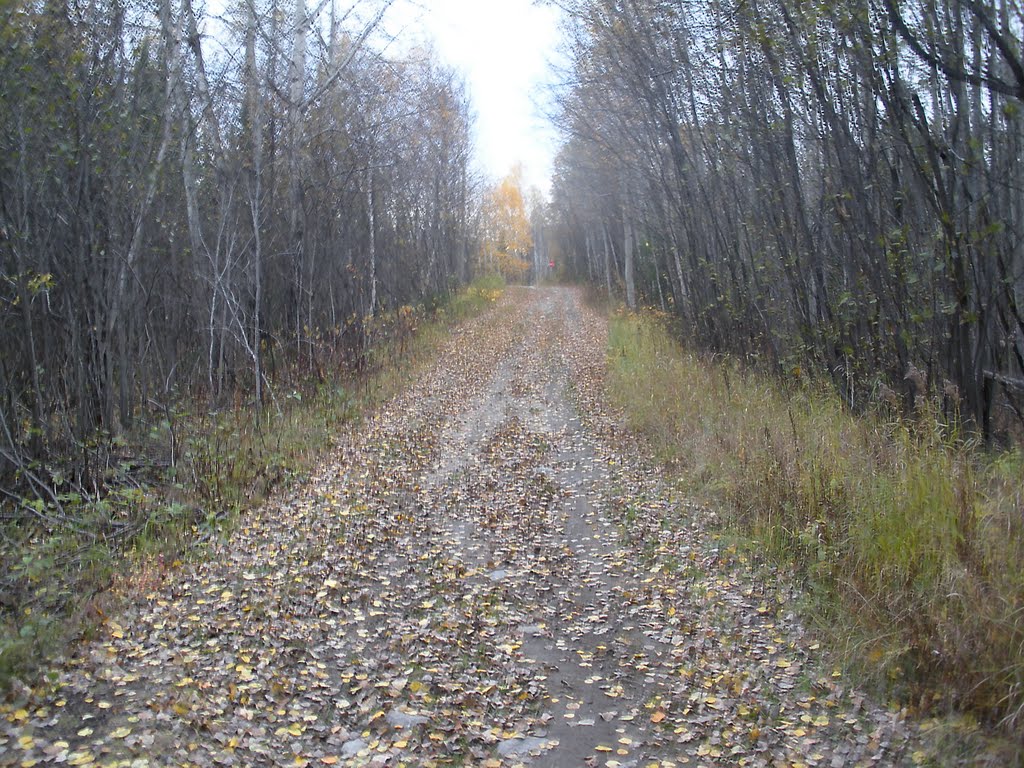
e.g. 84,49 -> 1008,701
384,0 -> 564,195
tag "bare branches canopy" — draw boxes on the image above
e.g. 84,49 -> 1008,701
549,0 -> 1024,437
0,0 -> 475,464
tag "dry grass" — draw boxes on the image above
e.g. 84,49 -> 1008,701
608,311 -> 1024,758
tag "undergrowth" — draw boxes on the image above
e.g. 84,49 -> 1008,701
0,276 -> 505,689
607,310 -> 1024,763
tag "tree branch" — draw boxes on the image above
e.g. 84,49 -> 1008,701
885,0 -> 1024,102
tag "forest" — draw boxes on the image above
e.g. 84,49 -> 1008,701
549,0 -> 1024,439
0,0 -> 548,689
3,0 -> 1024,756
546,0 -> 1024,741
0,0 -> 476,488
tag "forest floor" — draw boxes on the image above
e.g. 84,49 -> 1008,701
0,287 -> 925,767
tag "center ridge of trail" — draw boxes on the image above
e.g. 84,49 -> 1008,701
1,287 -> 921,767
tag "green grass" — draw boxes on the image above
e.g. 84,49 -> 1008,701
607,310 -> 1024,757
0,276 -> 505,689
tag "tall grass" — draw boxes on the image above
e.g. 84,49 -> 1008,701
607,311 -> 1024,749
0,276 -> 504,688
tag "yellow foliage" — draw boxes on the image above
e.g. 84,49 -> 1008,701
495,252 -> 530,282
478,168 -> 533,281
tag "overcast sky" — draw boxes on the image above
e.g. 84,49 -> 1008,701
384,0 -> 564,195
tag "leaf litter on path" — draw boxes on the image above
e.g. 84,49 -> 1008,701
1,288 -> 923,767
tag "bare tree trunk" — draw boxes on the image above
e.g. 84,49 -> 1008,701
585,231 -> 595,281
104,0 -> 183,431
244,0 -> 266,406
368,171 -> 377,318
288,0 -> 308,360
671,229 -> 688,318
602,222 -> 614,299
623,208 -> 637,310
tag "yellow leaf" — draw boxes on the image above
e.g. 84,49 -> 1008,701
18,735 -> 34,750
595,745 -> 613,752
775,659 -> 792,669
287,723 -> 304,737
77,727 -> 93,737
320,758 -> 339,765
650,711 -> 666,723
13,708 -> 29,722
110,726 -> 131,739
68,753 -> 95,767
393,740 -> 408,749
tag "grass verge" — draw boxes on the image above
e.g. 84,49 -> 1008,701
607,310 -> 1024,763
0,275 -> 505,689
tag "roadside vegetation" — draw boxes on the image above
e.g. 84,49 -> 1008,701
607,310 -> 1024,763
0,277 -> 504,690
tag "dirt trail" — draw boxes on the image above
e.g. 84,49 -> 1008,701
1,287 -> 920,767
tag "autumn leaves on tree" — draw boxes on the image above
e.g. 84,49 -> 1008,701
478,168 -> 534,283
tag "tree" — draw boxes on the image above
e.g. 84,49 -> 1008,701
479,168 -> 533,282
